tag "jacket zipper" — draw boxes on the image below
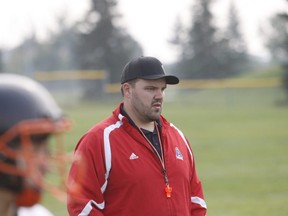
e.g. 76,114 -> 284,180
139,123 -> 172,198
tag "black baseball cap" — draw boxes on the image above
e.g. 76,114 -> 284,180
120,56 -> 179,85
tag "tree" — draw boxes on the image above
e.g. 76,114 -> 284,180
172,0 -> 227,79
169,16 -> 186,60
186,0 -> 219,79
3,34 -> 38,76
3,17 -> 79,75
220,0 -> 249,76
170,0 -> 250,79
265,0 -> 288,100
75,0 -> 143,84
33,17 -> 79,71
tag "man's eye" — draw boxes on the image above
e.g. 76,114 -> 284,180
146,87 -> 155,91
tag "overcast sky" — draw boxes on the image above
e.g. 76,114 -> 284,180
0,0 -> 286,63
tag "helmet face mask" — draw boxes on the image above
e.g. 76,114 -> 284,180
0,73 -> 71,207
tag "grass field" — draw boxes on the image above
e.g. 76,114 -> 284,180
42,85 -> 288,215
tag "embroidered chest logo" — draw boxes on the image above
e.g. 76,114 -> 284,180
129,153 -> 139,160
175,147 -> 183,160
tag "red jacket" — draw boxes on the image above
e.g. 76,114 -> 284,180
67,103 -> 207,216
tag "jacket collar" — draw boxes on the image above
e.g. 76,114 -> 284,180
119,103 -> 162,130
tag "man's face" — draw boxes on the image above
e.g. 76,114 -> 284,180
130,78 -> 167,123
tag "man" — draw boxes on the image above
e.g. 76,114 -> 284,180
67,56 -> 207,216
0,73 -> 70,216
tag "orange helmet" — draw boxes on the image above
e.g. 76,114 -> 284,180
0,73 -> 71,207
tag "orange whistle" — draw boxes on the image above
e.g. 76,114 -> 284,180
165,185 -> 172,198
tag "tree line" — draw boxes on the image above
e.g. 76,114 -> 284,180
264,0 -> 288,101
0,0 -> 287,97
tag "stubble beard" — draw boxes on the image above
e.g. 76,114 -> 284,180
147,106 -> 161,121
132,97 -> 162,123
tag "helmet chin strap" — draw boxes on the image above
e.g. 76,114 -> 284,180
15,188 -> 41,207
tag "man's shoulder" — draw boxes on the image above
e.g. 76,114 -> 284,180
88,114 -> 121,132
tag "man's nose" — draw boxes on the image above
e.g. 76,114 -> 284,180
155,89 -> 164,99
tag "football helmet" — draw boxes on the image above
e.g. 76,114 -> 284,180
0,73 -> 71,207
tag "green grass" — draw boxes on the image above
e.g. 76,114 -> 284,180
42,86 -> 288,215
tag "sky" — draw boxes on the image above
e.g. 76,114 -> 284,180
0,0 -> 287,63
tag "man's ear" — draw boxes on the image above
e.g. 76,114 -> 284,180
122,83 -> 132,97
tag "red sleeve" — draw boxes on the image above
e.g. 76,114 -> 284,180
190,171 -> 207,215
187,140 -> 207,216
67,132 -> 106,216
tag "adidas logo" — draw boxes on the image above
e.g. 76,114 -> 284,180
129,153 -> 139,160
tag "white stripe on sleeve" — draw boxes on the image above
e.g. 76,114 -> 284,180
78,200 -> 105,216
191,196 -> 207,209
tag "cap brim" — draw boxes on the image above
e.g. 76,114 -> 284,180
141,74 -> 179,85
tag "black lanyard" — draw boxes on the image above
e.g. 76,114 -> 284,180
140,124 -> 172,198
